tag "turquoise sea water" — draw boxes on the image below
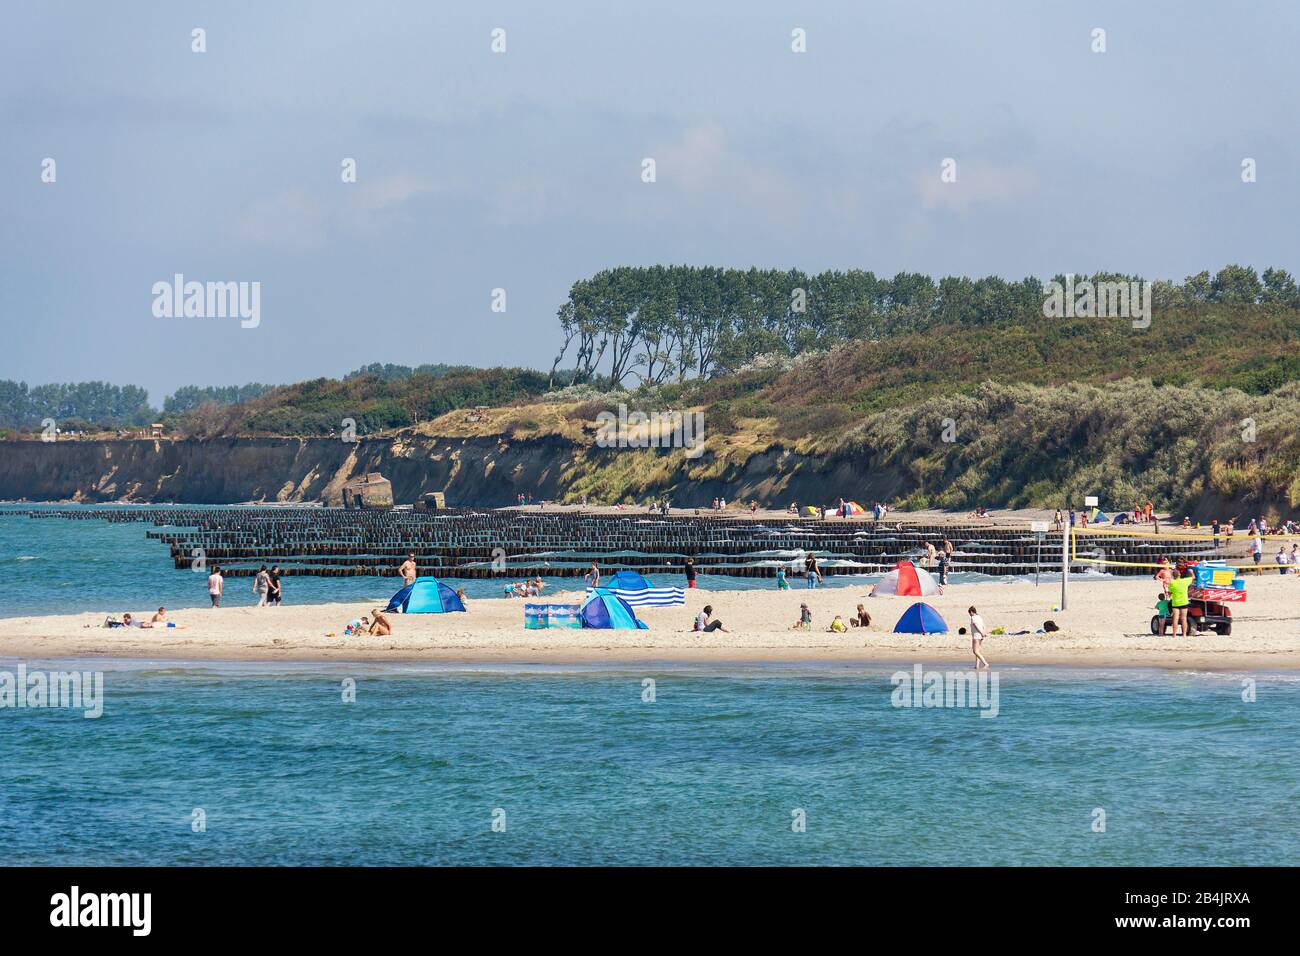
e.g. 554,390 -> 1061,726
1,660 -> 1295,866
2,505 -> 1294,866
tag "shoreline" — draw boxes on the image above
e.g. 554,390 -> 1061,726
2,576 -> 1296,672
0,648 -> 1292,673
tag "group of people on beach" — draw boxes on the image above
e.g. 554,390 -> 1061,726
505,578 -> 547,597
107,607 -> 182,630
790,602 -> 871,632
202,565 -> 283,608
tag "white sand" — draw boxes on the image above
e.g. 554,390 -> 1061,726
1,575 -> 1297,670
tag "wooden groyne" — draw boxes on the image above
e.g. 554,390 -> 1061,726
3,506 -> 1222,580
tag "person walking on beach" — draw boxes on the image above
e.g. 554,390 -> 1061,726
253,565 -> 270,607
804,553 -> 822,589
1250,535 -> 1264,573
776,567 -> 789,590
968,606 -> 990,670
207,566 -> 224,608
267,565 -> 283,606
684,557 -> 697,589
399,553 -> 418,586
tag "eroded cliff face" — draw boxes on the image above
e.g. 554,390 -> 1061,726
0,436 -> 880,507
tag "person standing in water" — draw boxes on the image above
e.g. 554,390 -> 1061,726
267,565 -> 283,606
207,566 -> 224,608
586,562 -> 601,588
253,565 -> 270,607
804,553 -> 822,589
398,553 -> 418,586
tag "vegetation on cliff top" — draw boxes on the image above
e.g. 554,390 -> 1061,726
5,264 -> 1298,516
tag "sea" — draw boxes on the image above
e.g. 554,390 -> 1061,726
0,505 -> 1295,866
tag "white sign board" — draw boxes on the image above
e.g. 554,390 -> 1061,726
1084,496 -> 1099,507
1031,521 -> 1049,533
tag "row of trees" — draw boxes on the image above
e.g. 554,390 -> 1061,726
550,264 -> 1300,386
163,384 -> 274,415
0,380 -> 276,429
0,380 -> 154,429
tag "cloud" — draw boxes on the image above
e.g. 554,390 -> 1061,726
234,188 -> 326,249
916,162 -> 1039,211
648,122 -> 806,226
350,173 -> 439,214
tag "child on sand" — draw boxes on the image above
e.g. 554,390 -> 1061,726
1154,592 -> 1171,626
828,614 -> 847,633
792,603 -> 812,630
850,604 -> 870,628
776,567 -> 789,590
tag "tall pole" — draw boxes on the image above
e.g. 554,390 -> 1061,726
1060,518 -> 1070,610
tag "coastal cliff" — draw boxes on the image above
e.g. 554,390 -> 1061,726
0,435 -> 879,508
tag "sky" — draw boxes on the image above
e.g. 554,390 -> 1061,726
2,1 -> 1298,402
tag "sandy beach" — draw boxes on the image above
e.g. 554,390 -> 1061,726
2,575 -> 1296,670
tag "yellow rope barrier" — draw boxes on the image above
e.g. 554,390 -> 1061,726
1068,527 -> 1300,542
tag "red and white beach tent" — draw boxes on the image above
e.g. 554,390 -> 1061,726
872,561 -> 940,596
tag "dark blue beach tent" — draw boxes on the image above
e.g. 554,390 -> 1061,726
607,569 -> 650,590
893,602 -> 948,634
386,577 -> 466,613
579,589 -> 649,629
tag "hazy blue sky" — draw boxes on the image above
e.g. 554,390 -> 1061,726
3,1 -> 1297,400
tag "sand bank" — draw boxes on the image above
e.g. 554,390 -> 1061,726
1,575 -> 1297,670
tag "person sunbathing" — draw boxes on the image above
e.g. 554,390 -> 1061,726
368,609 -> 392,636
121,612 -> 152,629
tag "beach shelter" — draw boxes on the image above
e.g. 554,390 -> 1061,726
893,602 -> 948,634
872,561 -> 940,596
385,576 -> 466,613
844,501 -> 866,515
802,505 -> 822,517
579,589 -> 649,629
608,569 -> 650,590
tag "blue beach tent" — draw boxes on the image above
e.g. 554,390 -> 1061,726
893,602 -> 948,635
386,577 -> 466,613
580,589 -> 649,629
608,569 -> 650,590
